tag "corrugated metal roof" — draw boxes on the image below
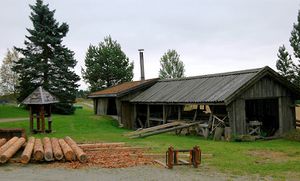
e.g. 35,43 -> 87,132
88,78 -> 159,98
22,86 -> 59,105
131,67 -> 263,104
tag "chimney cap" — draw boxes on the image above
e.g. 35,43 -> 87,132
138,49 -> 144,52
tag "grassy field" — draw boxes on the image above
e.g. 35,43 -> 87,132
0,104 -> 300,179
0,104 -> 28,118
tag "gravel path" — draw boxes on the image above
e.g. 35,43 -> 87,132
0,118 -> 27,123
0,164 -> 263,181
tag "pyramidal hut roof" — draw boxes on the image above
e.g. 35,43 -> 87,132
22,86 -> 59,105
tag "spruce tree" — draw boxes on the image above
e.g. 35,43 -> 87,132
276,45 -> 295,82
276,10 -> 300,86
14,0 -> 79,114
159,49 -> 185,79
82,36 -> 134,92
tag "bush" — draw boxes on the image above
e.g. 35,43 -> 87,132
52,103 -> 76,115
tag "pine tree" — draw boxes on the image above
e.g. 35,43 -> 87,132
0,49 -> 19,96
276,45 -> 295,82
159,49 -> 185,79
14,0 -> 80,114
82,36 -> 134,92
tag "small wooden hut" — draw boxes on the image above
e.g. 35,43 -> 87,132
22,86 -> 59,133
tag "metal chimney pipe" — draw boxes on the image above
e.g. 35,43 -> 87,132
138,49 -> 145,81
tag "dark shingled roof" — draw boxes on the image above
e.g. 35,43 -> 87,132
88,78 -> 159,98
131,66 -> 300,104
22,86 -> 59,105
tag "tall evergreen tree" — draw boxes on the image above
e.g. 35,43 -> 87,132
14,0 -> 80,114
276,10 -> 300,87
276,45 -> 295,82
159,49 -> 185,79
82,36 -> 134,92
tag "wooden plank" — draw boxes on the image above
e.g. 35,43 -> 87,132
130,122 -> 202,138
178,159 -> 189,164
83,147 -> 149,152
125,122 -> 182,137
78,142 -> 125,148
153,160 -> 168,168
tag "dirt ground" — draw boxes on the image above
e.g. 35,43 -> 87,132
0,164 -> 269,181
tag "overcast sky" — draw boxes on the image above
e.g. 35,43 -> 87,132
0,0 -> 299,90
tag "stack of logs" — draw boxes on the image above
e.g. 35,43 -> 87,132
0,136 -> 87,164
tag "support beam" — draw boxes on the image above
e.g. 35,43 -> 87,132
178,106 -> 181,121
133,104 -> 137,129
147,104 -> 150,127
29,106 -> 33,132
163,105 -> 166,124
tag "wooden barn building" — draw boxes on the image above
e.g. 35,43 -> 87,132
88,79 -> 158,128
90,66 -> 300,137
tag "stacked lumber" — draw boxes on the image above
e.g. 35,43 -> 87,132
0,136 -> 86,164
125,121 -> 204,138
296,120 -> 300,129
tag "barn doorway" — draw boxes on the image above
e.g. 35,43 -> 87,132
107,98 -> 117,115
245,98 -> 279,137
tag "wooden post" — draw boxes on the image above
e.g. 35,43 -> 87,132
193,146 -> 201,168
41,105 -> 45,133
178,106 -> 181,121
163,105 -> 166,124
167,146 -> 174,169
193,105 -> 199,121
37,111 -> 40,131
29,106 -> 33,133
48,105 -> 52,132
147,104 -> 150,127
133,104 -> 137,129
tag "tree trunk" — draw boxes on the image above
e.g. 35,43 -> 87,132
42,137 -> 53,161
64,136 -> 87,163
0,137 -> 18,155
21,137 -> 35,164
51,138 -> 63,160
0,138 -> 6,148
58,138 -> 74,161
0,137 -> 26,163
33,138 -> 44,161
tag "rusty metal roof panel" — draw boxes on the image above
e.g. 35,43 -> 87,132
131,67 -> 262,104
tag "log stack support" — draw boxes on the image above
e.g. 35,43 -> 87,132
0,136 -> 86,164
166,145 -> 201,169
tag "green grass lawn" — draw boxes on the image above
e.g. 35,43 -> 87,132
0,104 -> 300,179
0,104 -> 28,118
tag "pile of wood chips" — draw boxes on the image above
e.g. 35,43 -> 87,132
54,143 -> 154,169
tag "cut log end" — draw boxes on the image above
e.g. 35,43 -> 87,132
34,151 -> 44,161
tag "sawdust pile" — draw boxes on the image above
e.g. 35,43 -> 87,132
49,144 -> 154,169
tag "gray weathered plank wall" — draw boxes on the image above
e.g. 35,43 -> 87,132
228,76 -> 295,135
